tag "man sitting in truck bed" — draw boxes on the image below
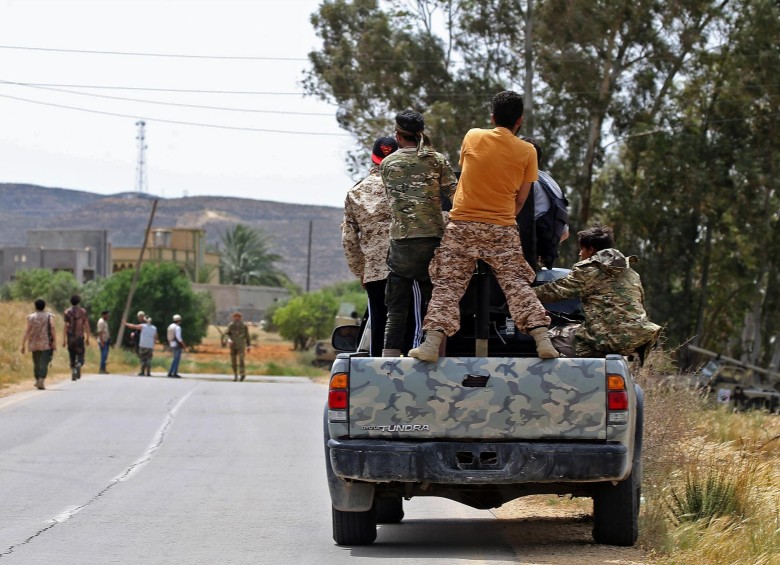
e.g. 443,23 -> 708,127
533,224 -> 661,358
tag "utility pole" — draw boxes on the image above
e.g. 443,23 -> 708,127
306,220 -> 313,292
135,120 -> 148,193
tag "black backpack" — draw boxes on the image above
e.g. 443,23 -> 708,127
535,175 -> 569,269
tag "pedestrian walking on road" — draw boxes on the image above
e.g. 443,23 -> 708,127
63,294 -> 90,381
225,311 -> 251,381
96,310 -> 111,374
21,299 -> 56,390
122,316 -> 158,376
166,314 -> 185,378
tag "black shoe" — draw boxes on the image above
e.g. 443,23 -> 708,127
137,372 -> 145,376
172,374 -> 182,378
239,375 -> 246,382
72,367 -> 78,381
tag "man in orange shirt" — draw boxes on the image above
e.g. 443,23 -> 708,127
409,91 -> 558,362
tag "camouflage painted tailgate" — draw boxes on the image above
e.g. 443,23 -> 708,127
349,357 -> 608,440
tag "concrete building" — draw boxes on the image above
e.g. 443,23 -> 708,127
112,227 -> 220,284
193,283 -> 290,325
0,230 -> 109,284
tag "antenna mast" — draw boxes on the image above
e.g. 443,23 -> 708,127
135,120 -> 148,193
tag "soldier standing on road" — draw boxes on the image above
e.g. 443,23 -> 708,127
380,110 -> 458,357
225,311 -> 251,381
122,315 -> 158,376
96,310 -> 111,374
409,91 -> 558,362
63,294 -> 90,381
21,299 -> 56,390
533,225 -> 661,358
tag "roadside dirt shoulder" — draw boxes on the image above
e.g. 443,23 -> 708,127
493,496 -> 652,564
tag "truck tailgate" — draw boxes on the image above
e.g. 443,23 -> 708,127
348,357 -> 608,440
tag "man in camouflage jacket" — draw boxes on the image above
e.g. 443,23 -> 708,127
533,225 -> 661,357
226,311 -> 251,381
380,110 -> 458,356
341,136 -> 401,356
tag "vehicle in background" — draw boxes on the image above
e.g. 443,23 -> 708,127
689,344 -> 780,412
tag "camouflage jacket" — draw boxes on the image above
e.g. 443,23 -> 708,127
341,166 -> 391,283
380,147 -> 458,240
226,320 -> 250,350
533,249 -> 661,356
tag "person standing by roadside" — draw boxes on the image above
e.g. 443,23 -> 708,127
409,91 -> 558,362
225,311 -> 251,381
122,316 -> 158,376
21,299 -> 56,390
63,294 -> 90,381
381,110 -> 458,357
96,310 -> 111,374
167,314 -> 185,378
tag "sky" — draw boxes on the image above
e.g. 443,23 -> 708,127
0,0 -> 358,208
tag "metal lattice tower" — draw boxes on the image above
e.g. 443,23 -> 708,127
135,120 -> 148,193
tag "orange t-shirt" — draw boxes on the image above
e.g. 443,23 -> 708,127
449,126 -> 538,226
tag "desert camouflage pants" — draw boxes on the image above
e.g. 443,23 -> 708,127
424,221 -> 550,336
231,347 -> 246,376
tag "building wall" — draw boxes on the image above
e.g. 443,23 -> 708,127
27,230 -> 109,278
193,283 -> 290,324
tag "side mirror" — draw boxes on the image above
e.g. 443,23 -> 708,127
332,325 -> 360,352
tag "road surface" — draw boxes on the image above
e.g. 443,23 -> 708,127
0,373 -> 523,565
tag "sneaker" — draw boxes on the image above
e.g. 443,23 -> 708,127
71,367 -> 78,381
239,375 -> 246,382
75,363 -> 81,380
137,372 -> 145,376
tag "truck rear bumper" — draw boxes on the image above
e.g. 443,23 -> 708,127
328,438 -> 629,484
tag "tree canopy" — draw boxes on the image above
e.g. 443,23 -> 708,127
219,224 -> 290,287
306,0 -> 780,368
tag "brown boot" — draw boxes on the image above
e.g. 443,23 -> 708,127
35,378 -> 46,390
530,327 -> 559,359
381,349 -> 401,357
408,330 -> 445,363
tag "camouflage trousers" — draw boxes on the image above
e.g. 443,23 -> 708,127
424,221 -> 550,336
549,325 -> 577,357
230,347 -> 246,376
138,347 -> 154,370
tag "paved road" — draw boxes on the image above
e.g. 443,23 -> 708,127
0,373 -> 521,565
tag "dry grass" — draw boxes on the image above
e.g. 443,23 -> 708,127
1,301 -> 328,395
637,348 -> 780,564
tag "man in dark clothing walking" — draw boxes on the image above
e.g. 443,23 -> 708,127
63,294 -> 90,381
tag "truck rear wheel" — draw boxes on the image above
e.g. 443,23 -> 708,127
375,495 -> 404,524
332,505 -> 377,545
592,467 -> 640,546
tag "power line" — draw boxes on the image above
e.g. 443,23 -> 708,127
0,79 -> 336,116
0,93 -> 350,136
0,44 -> 310,61
9,82 -> 315,95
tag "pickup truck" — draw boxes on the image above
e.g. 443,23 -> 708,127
324,264 -> 644,548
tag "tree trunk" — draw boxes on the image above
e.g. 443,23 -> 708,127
523,0 -> 534,136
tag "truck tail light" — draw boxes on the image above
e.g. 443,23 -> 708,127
607,373 -> 629,423
328,372 -> 348,422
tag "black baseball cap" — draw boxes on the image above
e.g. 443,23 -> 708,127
371,136 -> 399,164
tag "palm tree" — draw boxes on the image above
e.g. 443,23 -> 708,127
219,224 -> 288,287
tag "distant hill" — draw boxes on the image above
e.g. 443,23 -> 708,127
0,183 -> 352,291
